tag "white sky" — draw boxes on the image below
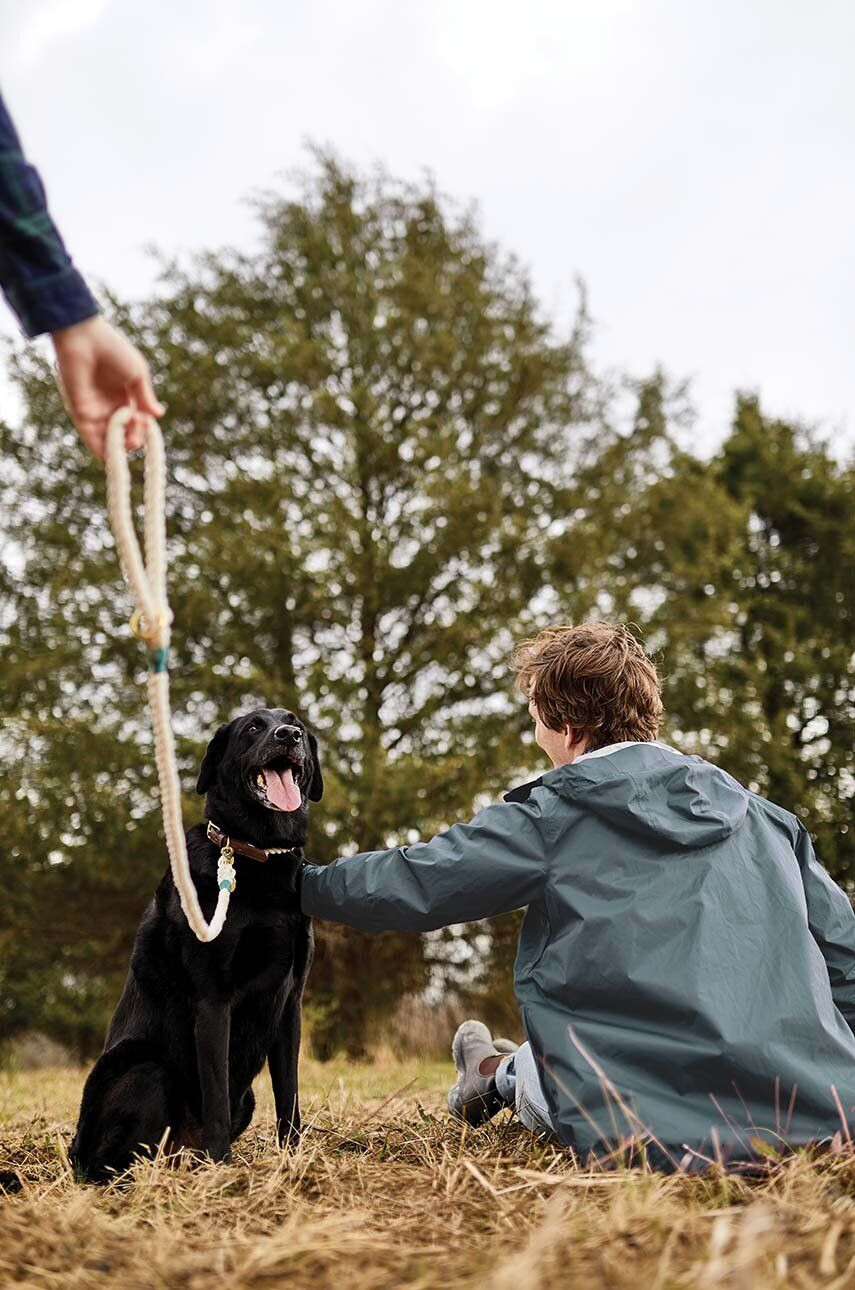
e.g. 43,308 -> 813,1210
1,0 -> 853,457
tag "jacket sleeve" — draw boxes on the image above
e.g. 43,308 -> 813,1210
0,92 -> 99,336
300,795 -> 553,933
795,822 -> 855,1036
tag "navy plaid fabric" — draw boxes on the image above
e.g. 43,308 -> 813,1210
0,91 -> 99,337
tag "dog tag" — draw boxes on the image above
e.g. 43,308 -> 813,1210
217,846 -> 236,893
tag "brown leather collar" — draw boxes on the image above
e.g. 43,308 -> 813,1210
206,820 -> 301,864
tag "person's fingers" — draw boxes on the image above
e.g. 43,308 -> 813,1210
129,368 -> 165,418
76,420 -> 107,460
53,364 -> 106,456
53,356 -> 86,418
53,361 -> 69,409
53,351 -> 107,453
124,420 -> 146,452
51,317 -> 163,459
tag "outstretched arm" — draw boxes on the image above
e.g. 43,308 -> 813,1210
300,795 -> 554,933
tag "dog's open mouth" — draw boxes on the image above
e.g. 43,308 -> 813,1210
251,755 -> 304,812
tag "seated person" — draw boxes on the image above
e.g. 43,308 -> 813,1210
299,622 -> 855,1167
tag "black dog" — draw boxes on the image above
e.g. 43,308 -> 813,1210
70,707 -> 322,1182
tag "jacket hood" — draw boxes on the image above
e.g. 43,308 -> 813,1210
516,745 -> 750,850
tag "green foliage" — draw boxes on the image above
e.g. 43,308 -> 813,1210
463,381 -> 854,1011
1,154 -> 852,1058
0,154 -> 599,1057
597,383 -> 854,874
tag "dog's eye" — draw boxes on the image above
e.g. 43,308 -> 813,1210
246,722 -> 259,733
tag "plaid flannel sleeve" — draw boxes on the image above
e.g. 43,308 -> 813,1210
0,92 -> 99,337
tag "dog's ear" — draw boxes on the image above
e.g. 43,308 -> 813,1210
306,731 -> 324,802
196,722 -> 233,795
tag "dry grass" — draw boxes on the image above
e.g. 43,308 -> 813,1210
2,1062 -> 855,1288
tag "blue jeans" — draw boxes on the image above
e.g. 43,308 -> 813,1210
495,1042 -> 556,1138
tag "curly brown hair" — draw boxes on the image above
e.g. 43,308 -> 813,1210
512,621 -> 663,751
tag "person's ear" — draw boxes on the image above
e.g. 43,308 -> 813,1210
196,722 -> 233,795
564,725 -> 585,750
306,731 -> 324,802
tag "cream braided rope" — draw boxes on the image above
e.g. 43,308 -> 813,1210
105,406 -> 234,943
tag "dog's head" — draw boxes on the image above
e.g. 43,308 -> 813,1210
196,708 -> 323,847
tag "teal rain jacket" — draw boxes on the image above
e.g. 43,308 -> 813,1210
301,742 -> 855,1162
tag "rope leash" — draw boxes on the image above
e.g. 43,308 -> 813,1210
105,406 -> 234,943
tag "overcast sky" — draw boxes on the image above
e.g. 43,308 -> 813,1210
1,0 -> 853,457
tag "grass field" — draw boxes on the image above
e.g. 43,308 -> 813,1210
2,1061 -> 855,1288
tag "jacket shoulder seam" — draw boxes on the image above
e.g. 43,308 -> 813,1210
531,783 -> 570,859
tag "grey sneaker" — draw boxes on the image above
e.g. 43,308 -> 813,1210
448,1020 -> 508,1126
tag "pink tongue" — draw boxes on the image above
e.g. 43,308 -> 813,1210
263,766 -> 302,812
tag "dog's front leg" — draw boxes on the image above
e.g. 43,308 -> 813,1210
194,998 -> 232,1162
269,996 -> 302,1148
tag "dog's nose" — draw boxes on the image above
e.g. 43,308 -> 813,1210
274,725 -> 302,745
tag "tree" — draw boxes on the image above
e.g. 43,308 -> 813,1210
591,383 -> 855,876
5,158 -> 850,1060
1,153 -> 601,1056
462,380 -> 854,1021
714,397 -> 854,871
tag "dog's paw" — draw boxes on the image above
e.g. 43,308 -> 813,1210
277,1123 -> 302,1151
199,1137 -> 233,1165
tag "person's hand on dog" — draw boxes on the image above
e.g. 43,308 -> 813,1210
51,315 -> 164,458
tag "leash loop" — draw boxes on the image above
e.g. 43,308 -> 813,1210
105,406 -> 231,942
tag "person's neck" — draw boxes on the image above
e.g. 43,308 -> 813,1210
550,742 -> 589,769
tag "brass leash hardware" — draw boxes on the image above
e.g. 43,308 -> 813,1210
129,608 -> 170,646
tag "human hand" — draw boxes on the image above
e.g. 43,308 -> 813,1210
51,315 -> 164,458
